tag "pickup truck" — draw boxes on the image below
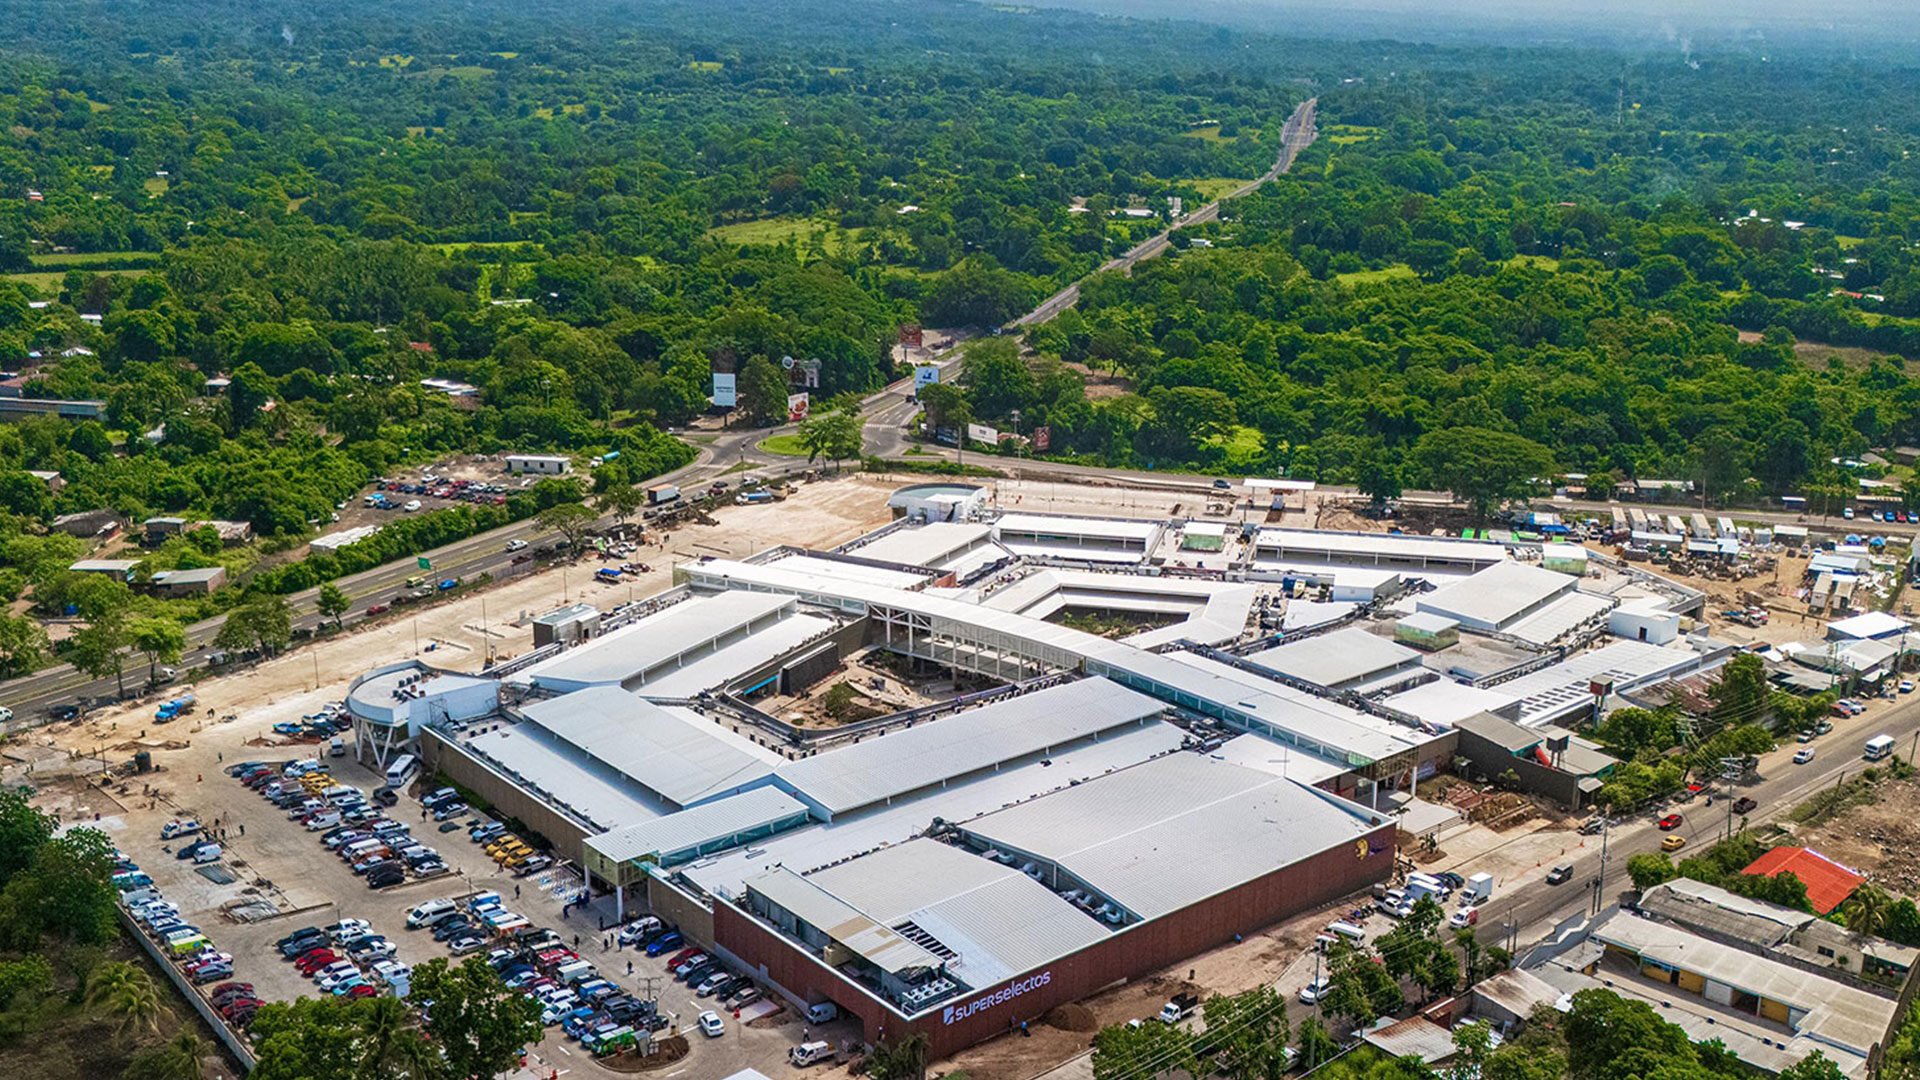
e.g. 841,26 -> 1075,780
1157,992 -> 1199,1024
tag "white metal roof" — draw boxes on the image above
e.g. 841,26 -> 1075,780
848,523 -> 995,568
1417,560 -> 1577,629
1245,478 -> 1316,491
964,754 -> 1385,920
586,786 -> 809,865
633,612 -> 839,698
516,592 -> 795,691
1828,611 -> 1910,639
1504,591 -> 1616,647
772,678 -> 1165,817
1255,528 -> 1509,566
461,723 -> 668,832
745,867 -> 945,975
995,513 -> 1162,544
520,686 -> 781,807
763,553 -> 933,590
1242,628 -> 1422,689
1379,679 -> 1518,728
806,839 -> 1109,988
1497,641 -> 1710,725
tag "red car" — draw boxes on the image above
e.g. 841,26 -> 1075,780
366,604 -> 389,616
346,984 -> 379,999
666,947 -> 701,968
1657,813 -> 1683,831
295,949 -> 340,974
217,997 -> 264,1019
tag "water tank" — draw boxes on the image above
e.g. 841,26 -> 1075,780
133,751 -> 153,773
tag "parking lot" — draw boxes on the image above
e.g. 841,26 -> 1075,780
102,698 -> 850,1078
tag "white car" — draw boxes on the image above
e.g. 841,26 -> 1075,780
403,500 -> 422,512
1794,747 -> 1816,765
698,1011 -> 725,1038
1298,976 -> 1332,1004
505,539 -> 528,552
314,962 -> 361,988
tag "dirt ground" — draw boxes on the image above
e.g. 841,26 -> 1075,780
1792,771 -> 1920,895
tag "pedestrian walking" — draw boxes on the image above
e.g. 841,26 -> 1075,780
627,960 -> 633,976
514,884 -> 521,899
239,824 -> 245,836
573,934 -> 581,948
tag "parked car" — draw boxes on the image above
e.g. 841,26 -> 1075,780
1656,813 -> 1683,831
698,1011 -> 725,1038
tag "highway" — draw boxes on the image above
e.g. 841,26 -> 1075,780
1467,695 -> 1920,952
1014,97 -> 1318,327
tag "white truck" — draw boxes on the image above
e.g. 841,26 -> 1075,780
1157,993 -> 1199,1024
1462,872 -> 1494,905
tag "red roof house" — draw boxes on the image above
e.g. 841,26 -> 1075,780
1740,846 -> 1865,914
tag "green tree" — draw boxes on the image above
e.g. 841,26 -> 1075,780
216,593 -> 294,657
1375,895 -> 1460,1003
865,1032 -> 930,1080
1411,426 -> 1554,521
0,613 -> 49,679
68,602 -> 132,699
921,257 -> 1036,327
797,402 -> 863,471
1322,938 -> 1402,1027
120,1029 -> 206,1080
316,584 -> 352,630
1202,986 -> 1292,1080
1709,653 -> 1773,728
1842,882 -> 1893,940
85,962 -> 167,1036
1296,1016 -> 1340,1072
1092,1015 -> 1197,1080
1626,852 -> 1678,890
0,789 -> 52,888
409,956 -> 542,1080
250,997 -> 377,1080
534,501 -> 598,553
128,615 -> 185,688
737,354 -> 791,427
596,483 -> 646,530
1778,1052 -> 1848,1080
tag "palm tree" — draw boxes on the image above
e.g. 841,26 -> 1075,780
1844,883 -> 1893,941
123,1030 -> 205,1080
85,961 -> 167,1036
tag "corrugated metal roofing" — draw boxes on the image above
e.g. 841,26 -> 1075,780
964,754 -> 1385,920
772,678 -> 1165,817
1417,561 -> 1577,629
521,686 -> 779,807
807,839 -> 1107,987
585,786 -> 809,865
1254,528 -> 1509,565
746,867 -> 945,975
849,523 -> 995,568
518,592 -> 794,690
995,514 -> 1163,543
1242,628 -> 1422,688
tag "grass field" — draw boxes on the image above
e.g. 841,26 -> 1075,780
1190,177 -> 1252,201
1201,424 -> 1265,471
1183,124 -> 1235,143
142,177 -> 167,196
1509,254 -> 1559,271
30,251 -> 158,267
532,104 -> 587,119
6,272 -> 68,292
1324,123 -> 1380,145
1335,264 -> 1416,286
708,216 -> 863,254
433,240 -> 538,254
758,433 -> 810,457
1838,235 -> 1867,249
689,60 -> 724,72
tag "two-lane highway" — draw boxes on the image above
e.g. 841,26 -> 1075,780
1015,97 -> 1318,327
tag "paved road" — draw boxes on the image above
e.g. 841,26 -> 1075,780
1014,97 -> 1318,327
0,95 -> 1327,721
1466,695 -> 1920,951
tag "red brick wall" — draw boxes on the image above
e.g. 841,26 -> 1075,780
714,820 -> 1395,1058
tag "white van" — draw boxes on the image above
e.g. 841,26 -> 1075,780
791,1041 -> 834,1066
805,1002 -> 838,1024
192,844 -> 222,864
1326,921 -> 1366,944
344,839 -> 385,860
555,960 -> 595,984
407,899 -> 456,929
1865,734 -> 1896,762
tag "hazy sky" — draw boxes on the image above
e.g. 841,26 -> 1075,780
1028,0 -> 1920,54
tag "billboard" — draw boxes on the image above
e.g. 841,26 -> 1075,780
900,324 -> 924,348
915,365 -> 941,391
711,372 -> 737,408
787,393 -> 810,423
966,422 -> 999,445
1032,425 -> 1051,452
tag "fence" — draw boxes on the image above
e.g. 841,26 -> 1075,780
117,906 -> 256,1071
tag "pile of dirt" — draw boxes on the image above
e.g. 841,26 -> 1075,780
1043,1004 -> 1097,1032
1796,772 -> 1920,895
600,1035 -> 690,1072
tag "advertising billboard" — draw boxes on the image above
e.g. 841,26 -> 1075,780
711,372 -> 737,408
788,393 -> 811,422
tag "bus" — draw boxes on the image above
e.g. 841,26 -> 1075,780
1864,735 -> 1895,762
385,753 -> 420,789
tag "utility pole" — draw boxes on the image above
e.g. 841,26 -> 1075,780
1592,812 -> 1612,916
1720,755 -> 1743,843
